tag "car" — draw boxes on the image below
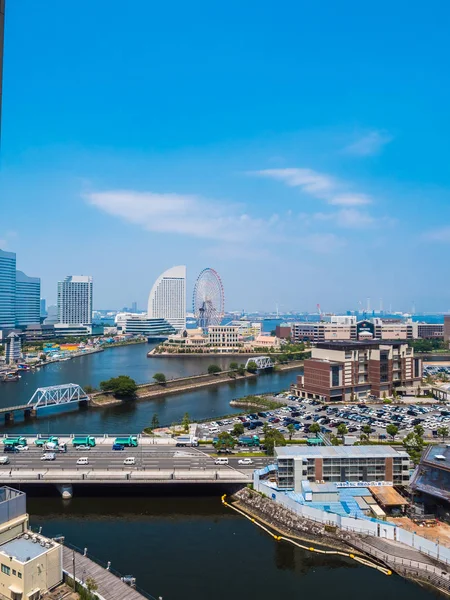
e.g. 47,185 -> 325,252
41,453 -> 56,461
3,446 -> 19,453
75,445 -> 90,451
76,457 -> 89,465
0,456 -> 9,465
16,445 -> 29,451
238,458 -> 253,465
112,443 -> 125,451
214,457 -> 229,465
123,457 -> 136,465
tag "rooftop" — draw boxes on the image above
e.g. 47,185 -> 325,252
0,536 -> 55,563
275,445 -> 409,459
316,340 -> 407,350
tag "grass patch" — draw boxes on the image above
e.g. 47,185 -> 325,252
231,394 -> 285,410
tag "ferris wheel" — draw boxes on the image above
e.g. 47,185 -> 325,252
193,268 -> 225,331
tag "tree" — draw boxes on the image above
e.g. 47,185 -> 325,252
330,435 -> 341,446
151,413 -> 160,430
359,433 -> 369,444
214,432 -> 235,452
337,423 -> 348,439
362,425 -> 371,439
404,430 -> 424,465
99,375 -> 137,398
232,422 -> 244,437
414,424 -> 425,438
287,423 -> 295,440
246,360 -> 258,373
386,424 -> 399,442
208,364 -> 222,375
309,422 -> 321,436
85,576 -> 98,594
438,426 -> 449,442
182,412 -> 191,432
264,429 -> 286,456
229,362 -> 239,371
237,366 -> 246,376
84,384 -> 95,394
153,372 -> 166,384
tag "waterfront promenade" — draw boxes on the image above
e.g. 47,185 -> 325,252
63,545 -> 156,600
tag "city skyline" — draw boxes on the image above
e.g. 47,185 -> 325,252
2,2 -> 450,312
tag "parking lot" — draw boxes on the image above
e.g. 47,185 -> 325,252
198,393 -> 450,443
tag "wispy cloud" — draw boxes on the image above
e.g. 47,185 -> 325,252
423,226 -> 450,243
313,209 -> 375,229
84,189 -> 276,243
249,168 -> 372,206
343,130 -> 393,157
302,233 -> 346,253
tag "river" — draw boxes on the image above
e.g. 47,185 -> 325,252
0,343 -> 302,433
27,494 -> 434,600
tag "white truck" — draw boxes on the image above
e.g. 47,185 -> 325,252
175,435 -> 199,447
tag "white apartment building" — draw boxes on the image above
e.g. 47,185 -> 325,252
148,266 -> 186,332
207,325 -> 240,348
57,275 -> 93,325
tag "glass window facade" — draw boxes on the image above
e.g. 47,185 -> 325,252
0,249 -> 16,329
15,270 -> 40,327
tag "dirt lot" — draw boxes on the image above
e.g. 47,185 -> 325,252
389,516 -> 450,547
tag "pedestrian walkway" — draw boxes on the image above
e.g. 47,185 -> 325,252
62,546 -> 156,600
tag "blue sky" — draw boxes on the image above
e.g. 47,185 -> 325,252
1,0 -> 450,313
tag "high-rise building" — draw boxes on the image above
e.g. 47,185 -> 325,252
15,270 -> 40,327
57,275 -> 93,325
0,249 -> 16,329
40,298 -> 47,317
148,266 -> 186,331
131,301 -> 137,312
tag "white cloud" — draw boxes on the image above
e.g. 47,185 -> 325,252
303,233 -> 346,253
313,209 -> 375,229
250,167 -> 374,208
343,130 -> 393,157
423,226 -> 450,243
84,189 -> 274,243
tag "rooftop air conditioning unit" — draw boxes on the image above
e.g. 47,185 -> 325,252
23,534 -> 30,540
32,537 -> 38,544
40,541 -> 46,547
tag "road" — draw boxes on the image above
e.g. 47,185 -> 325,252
0,444 -> 272,475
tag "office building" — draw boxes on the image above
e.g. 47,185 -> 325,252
115,313 -> 176,337
275,445 -> 410,491
444,315 -> 450,343
40,298 -> 46,318
0,249 -> 16,330
0,487 -> 63,600
15,270 -> 40,327
292,340 -> 422,402
416,323 -> 444,339
148,266 -> 186,331
131,301 -> 137,312
57,275 -> 93,325
207,325 -> 240,348
5,332 -> 21,364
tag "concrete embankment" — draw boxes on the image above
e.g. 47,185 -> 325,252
91,361 -> 304,407
233,488 -> 450,595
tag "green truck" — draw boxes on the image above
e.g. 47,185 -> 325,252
114,436 -> 138,447
238,435 -> 260,447
72,436 -> 96,447
35,436 -> 59,447
3,437 -> 27,447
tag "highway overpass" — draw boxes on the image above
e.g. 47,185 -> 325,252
0,437 -> 272,496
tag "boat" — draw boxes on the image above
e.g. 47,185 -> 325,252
0,372 -> 20,382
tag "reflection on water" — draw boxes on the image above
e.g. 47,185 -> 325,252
0,344 -> 302,434
27,495 -> 433,600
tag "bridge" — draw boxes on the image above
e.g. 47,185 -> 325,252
0,384 -> 89,423
0,436 -> 265,496
245,356 -> 274,370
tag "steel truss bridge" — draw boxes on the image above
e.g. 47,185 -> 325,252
245,356 -> 274,370
27,383 -> 88,409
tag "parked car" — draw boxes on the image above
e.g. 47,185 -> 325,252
16,445 -> 29,451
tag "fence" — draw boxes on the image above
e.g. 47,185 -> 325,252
253,471 -> 450,566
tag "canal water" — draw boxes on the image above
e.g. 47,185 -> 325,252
27,495 -> 434,600
0,344 -> 302,433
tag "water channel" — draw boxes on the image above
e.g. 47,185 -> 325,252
0,343 -> 302,433
26,494 -> 434,600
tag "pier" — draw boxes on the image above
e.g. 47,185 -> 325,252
63,545 -> 157,600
